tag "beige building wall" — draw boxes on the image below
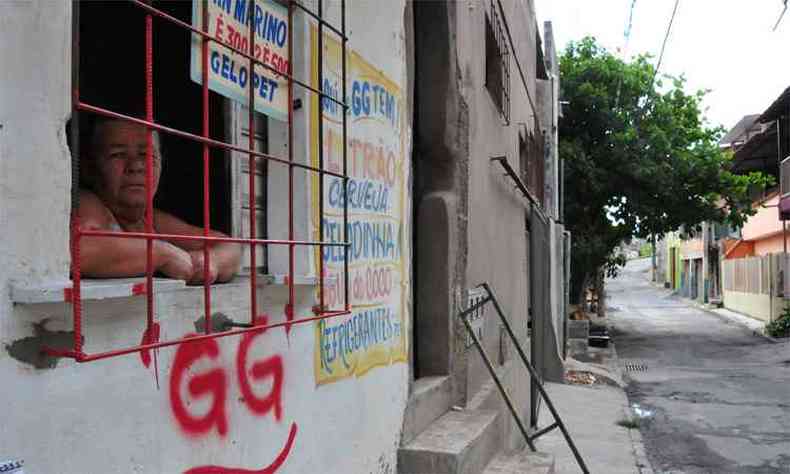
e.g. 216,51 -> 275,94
722,291 -> 784,323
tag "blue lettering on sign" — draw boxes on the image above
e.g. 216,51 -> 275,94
318,307 -> 397,372
0,460 -> 24,473
361,82 -> 371,115
238,66 -> 248,88
350,79 -> 399,128
231,0 -> 287,47
221,54 -> 239,82
321,218 -> 399,264
322,78 -> 340,116
327,177 -> 390,213
211,51 -> 278,102
234,0 -> 249,23
213,0 -> 232,14
210,51 -> 222,74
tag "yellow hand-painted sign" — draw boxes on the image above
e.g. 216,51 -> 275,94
309,26 -> 409,385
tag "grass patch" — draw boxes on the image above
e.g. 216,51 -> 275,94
616,417 -> 641,429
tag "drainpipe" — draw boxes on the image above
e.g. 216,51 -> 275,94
769,255 -> 774,323
784,220 -> 787,304
781,118 -> 787,306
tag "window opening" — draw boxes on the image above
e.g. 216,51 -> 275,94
76,1 -> 232,236
485,0 -> 510,124
516,125 -> 544,206
46,0 -> 351,363
519,129 -> 528,188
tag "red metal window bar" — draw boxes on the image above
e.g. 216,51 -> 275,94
45,0 -> 351,363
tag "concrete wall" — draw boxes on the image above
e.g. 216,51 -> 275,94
0,0 -> 72,288
541,21 -> 567,382
722,290 -> 784,323
457,0 -> 536,429
0,2 -> 410,472
407,0 -> 559,451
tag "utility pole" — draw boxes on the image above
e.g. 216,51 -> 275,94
651,234 -> 657,282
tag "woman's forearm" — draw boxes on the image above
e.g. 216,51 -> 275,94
79,237 -> 187,278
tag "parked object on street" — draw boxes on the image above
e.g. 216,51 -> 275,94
588,324 -> 610,348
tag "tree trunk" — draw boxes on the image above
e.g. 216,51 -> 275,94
571,270 -> 590,307
595,269 -> 606,318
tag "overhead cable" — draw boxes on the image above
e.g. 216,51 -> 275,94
773,0 -> 787,31
648,0 -> 680,92
615,0 -> 638,108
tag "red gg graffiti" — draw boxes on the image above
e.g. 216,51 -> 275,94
169,317 -> 298,474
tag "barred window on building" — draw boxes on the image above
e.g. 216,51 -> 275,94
485,2 -> 510,124
518,125 -> 545,204
50,0 -> 351,363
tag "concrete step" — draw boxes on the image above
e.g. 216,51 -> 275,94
398,409 -> 500,474
401,376 -> 453,444
483,450 -> 556,474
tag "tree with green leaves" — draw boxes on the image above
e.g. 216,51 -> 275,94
560,37 -> 770,303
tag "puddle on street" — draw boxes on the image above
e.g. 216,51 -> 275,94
631,403 -> 655,419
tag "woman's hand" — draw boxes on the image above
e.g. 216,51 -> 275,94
155,240 -> 195,282
187,250 -> 219,285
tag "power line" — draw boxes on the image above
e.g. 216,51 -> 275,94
623,0 -> 637,51
773,0 -> 787,31
648,0 -> 680,92
615,0 -> 638,108
632,0 -> 680,148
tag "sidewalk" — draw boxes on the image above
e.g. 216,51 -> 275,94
702,305 -> 765,333
649,278 -> 777,341
533,358 -> 653,474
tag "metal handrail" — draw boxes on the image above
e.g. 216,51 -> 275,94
459,282 -> 590,473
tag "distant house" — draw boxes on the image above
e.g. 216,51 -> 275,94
719,114 -> 762,150
655,94 -> 789,321
717,87 -> 790,322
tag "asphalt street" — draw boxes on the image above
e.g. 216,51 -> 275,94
608,258 -> 790,474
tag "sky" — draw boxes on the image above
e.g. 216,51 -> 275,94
536,0 -> 790,131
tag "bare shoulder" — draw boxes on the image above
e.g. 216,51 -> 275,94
77,190 -> 114,229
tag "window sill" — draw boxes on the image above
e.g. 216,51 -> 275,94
10,278 -> 185,304
9,274 -> 328,305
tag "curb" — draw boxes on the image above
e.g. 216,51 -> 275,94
687,302 -> 783,344
644,276 -> 787,344
595,332 -> 656,474
622,403 -> 655,474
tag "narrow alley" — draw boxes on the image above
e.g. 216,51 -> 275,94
609,258 -> 790,473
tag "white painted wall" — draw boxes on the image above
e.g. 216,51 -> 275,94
0,1 -> 410,473
0,0 -> 72,287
